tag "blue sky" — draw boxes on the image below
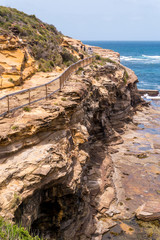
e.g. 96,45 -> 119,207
1,0 -> 160,40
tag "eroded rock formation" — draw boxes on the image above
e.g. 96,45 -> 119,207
0,34 -> 37,89
0,57 -> 142,239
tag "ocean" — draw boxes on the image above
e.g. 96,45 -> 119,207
83,41 -> 160,91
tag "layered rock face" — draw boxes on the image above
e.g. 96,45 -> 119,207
0,59 -> 142,239
0,34 -> 36,89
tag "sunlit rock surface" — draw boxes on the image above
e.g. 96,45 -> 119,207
0,58 -> 142,239
0,34 -> 36,89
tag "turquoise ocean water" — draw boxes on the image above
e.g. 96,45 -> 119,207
83,41 -> 160,91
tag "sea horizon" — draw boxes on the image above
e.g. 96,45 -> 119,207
82,40 -> 160,42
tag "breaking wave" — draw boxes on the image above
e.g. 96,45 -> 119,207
121,55 -> 160,64
142,93 -> 160,100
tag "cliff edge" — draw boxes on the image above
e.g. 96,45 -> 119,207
0,52 -> 142,239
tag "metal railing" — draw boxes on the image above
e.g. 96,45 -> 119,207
0,56 -> 94,117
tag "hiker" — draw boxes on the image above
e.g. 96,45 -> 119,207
88,47 -> 93,55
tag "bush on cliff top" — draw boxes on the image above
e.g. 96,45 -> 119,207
0,217 -> 42,240
0,6 -> 78,71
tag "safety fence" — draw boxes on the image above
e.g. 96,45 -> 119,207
0,56 -> 94,117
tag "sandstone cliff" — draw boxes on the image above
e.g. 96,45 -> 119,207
0,55 -> 142,239
0,34 -> 37,89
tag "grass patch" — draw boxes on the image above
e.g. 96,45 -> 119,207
76,67 -> 84,75
105,58 -> 116,64
0,217 -> 42,240
94,55 -> 116,66
8,78 -> 14,83
61,97 -> 67,101
23,106 -> 31,112
11,125 -> 19,131
123,69 -> 129,84
11,193 -> 21,209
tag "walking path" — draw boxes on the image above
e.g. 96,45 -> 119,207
0,70 -> 61,117
0,70 -> 61,99
0,56 -> 94,117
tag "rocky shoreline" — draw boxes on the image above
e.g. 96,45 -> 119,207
103,102 -> 160,239
0,43 -> 159,239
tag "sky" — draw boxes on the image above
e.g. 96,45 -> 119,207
0,0 -> 160,41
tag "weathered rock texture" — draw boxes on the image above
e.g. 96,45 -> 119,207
136,201 -> 160,221
0,58 -> 142,239
63,36 -> 120,62
0,34 -> 36,89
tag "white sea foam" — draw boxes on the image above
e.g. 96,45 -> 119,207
143,93 -> 160,100
120,56 -> 143,61
142,55 -> 160,59
121,55 -> 160,64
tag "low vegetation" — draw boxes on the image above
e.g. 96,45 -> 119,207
0,217 -> 42,240
0,6 -> 78,71
23,106 -> 31,112
123,69 -> 129,84
95,55 -> 116,66
11,125 -> 19,131
137,220 -> 160,239
76,67 -> 84,75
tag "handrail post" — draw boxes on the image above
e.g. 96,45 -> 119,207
7,95 -> 9,113
60,76 -> 62,91
28,89 -> 31,105
45,84 -> 48,99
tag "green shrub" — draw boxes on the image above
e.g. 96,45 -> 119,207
61,49 -> 78,66
0,6 -> 64,70
64,61 -> 73,67
78,67 -> 84,71
8,78 -> 14,83
95,55 -> 101,60
38,59 -> 53,72
0,217 -> 42,240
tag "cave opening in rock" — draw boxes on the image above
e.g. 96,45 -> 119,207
31,196 -> 61,239
14,185 -> 84,239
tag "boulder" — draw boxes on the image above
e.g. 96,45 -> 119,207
136,201 -> 160,221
